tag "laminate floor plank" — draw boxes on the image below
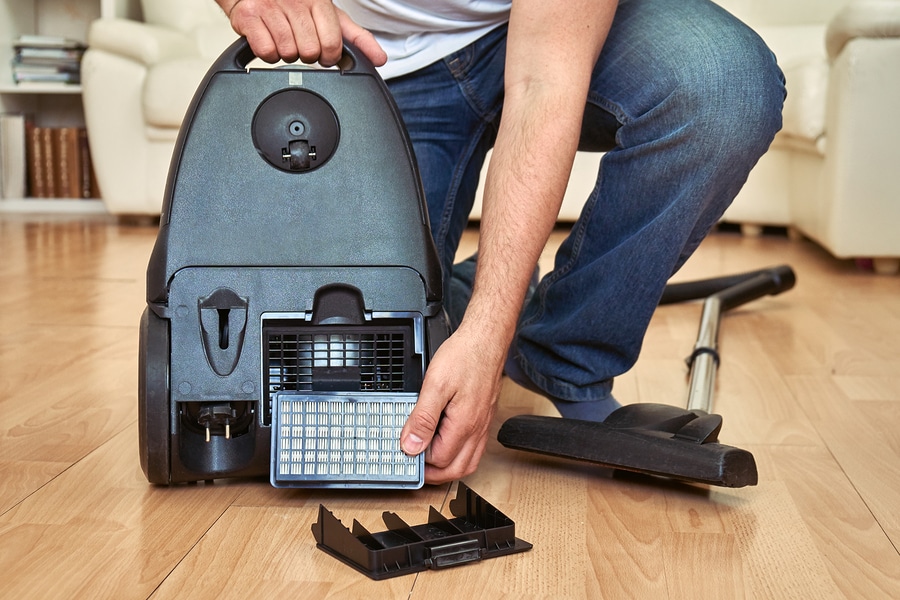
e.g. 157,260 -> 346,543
2,217 -> 899,599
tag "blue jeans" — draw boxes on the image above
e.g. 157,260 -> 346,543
386,0 -> 785,417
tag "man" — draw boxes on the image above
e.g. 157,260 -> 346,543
214,0 -> 785,485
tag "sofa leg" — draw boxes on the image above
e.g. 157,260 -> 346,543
872,258 -> 900,275
740,224 -> 764,237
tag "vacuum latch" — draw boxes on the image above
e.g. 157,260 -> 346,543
198,288 -> 248,376
425,539 -> 483,569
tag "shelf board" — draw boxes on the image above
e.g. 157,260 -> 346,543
0,198 -> 107,214
0,83 -> 83,95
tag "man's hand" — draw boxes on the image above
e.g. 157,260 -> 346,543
216,0 -> 386,66
400,320 -> 506,484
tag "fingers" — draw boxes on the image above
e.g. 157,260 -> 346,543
424,425 -> 490,485
302,2 -> 343,65
403,394 -> 487,485
227,0 -> 334,64
400,372 -> 444,457
224,0 -> 385,66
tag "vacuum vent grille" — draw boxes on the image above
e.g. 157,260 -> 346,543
262,321 -> 422,426
267,331 -> 406,393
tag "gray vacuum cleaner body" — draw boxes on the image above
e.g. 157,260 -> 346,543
139,39 -> 448,489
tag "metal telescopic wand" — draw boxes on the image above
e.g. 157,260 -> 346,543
687,295 -> 723,414
679,266 -> 797,414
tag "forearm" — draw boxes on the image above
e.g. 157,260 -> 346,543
215,0 -> 235,13
460,0 -> 618,358
460,129 -> 569,363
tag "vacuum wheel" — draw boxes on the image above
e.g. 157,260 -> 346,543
138,307 -> 171,484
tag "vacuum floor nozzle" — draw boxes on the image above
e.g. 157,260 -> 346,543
498,408 -> 758,488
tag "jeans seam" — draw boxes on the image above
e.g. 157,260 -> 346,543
443,65 -> 501,124
434,43 -> 502,262
443,32 -> 505,123
517,180 -> 600,331
434,118 -> 492,264
587,92 -> 631,127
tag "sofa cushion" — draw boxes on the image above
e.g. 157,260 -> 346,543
715,0 -> 846,28
826,0 -> 900,59
195,23 -> 239,59
141,0 -> 228,34
143,57 -> 212,129
140,12 -> 236,130
756,25 -> 829,147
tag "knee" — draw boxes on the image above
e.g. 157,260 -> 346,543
675,27 -> 786,160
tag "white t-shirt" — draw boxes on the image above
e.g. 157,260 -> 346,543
334,0 -> 512,79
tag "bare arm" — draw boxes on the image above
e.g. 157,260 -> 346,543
400,0 -> 618,484
215,0 -> 386,66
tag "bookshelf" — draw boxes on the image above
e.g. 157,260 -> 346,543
0,0 -> 141,214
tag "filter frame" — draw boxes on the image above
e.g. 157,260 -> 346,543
270,390 -> 423,488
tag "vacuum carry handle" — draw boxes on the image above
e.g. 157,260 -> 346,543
211,36 -> 374,76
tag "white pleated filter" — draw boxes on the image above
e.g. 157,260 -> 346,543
271,391 -> 423,488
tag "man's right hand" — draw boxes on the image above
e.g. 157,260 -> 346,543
216,0 -> 386,67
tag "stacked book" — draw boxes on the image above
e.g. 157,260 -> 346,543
0,114 -> 99,200
27,125 -> 98,199
12,35 -> 86,86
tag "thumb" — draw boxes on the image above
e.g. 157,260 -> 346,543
337,10 -> 388,66
400,387 -> 444,456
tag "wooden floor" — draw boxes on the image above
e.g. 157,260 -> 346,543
2,213 -> 900,599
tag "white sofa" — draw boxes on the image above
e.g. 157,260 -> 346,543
82,1 -> 900,271
81,0 -> 237,215
725,0 -> 900,274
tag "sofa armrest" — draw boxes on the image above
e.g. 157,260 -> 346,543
813,33 -> 900,257
87,18 -> 200,67
826,0 -> 900,59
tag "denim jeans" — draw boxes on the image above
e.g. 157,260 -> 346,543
386,0 -> 785,415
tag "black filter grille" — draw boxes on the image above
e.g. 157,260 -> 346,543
263,322 -> 420,424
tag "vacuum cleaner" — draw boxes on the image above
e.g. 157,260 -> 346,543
138,37 -> 449,489
498,265 -> 796,488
